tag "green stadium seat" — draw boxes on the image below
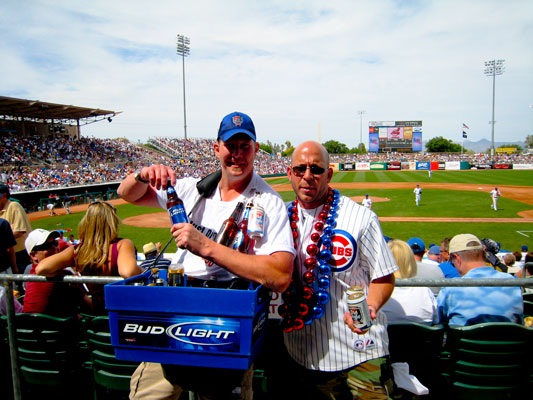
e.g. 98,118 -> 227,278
82,315 -> 139,400
441,322 -> 533,399
387,322 -> 445,397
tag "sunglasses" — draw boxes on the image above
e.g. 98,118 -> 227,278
291,165 -> 326,177
90,201 -> 116,212
33,239 -> 58,252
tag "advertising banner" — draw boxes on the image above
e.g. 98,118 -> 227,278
430,161 -> 440,170
513,164 -> 533,170
416,161 -> 430,171
370,162 -> 387,170
401,162 -> 411,170
356,162 -> 371,171
437,162 -> 446,170
369,133 -> 379,152
471,163 -> 493,169
343,163 -> 355,170
387,162 -> 401,170
493,164 -> 512,169
445,161 -> 461,170
412,132 -> 423,151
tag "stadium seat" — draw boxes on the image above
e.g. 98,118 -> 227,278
523,292 -> 533,303
387,322 -> 445,397
441,322 -> 533,399
523,300 -> 533,317
81,315 -> 139,400
11,313 -> 89,399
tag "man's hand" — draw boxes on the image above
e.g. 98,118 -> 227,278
171,223 -> 211,255
137,165 -> 177,190
343,305 -> 377,335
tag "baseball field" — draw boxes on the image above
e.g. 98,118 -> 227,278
28,169 -> 533,253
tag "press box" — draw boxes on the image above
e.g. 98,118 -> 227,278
105,271 -> 269,370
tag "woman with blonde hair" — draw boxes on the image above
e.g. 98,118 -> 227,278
36,201 -> 143,312
381,239 -> 437,325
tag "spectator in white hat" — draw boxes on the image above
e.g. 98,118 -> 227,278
23,229 -> 85,316
437,233 -> 523,326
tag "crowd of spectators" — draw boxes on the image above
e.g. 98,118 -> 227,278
1,134 -> 532,193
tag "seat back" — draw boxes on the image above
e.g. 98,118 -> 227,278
523,300 -> 533,317
12,313 -> 85,397
82,315 -> 138,398
387,322 -> 445,393
444,322 -> 533,399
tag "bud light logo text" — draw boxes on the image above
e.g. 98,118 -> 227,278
118,316 -> 241,353
166,322 -> 236,346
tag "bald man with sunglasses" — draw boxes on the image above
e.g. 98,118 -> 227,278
274,141 -> 398,399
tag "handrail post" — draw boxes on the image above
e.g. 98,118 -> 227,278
3,279 -> 21,400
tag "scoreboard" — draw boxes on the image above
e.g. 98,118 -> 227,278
369,121 -> 422,153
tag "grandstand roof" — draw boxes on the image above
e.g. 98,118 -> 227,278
0,96 -> 120,125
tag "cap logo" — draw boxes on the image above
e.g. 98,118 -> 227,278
232,115 -> 243,126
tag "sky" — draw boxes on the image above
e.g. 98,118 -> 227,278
1,0 -> 532,149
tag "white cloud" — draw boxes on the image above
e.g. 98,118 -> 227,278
1,0 -> 532,148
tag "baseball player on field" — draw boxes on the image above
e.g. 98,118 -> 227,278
278,141 -> 398,399
490,187 -> 501,211
414,184 -> 422,206
362,193 -> 373,210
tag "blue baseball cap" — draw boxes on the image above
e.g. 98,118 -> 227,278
217,112 -> 256,142
407,237 -> 425,253
428,245 -> 441,255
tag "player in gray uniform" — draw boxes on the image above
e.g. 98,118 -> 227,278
490,187 -> 501,211
278,141 -> 398,399
414,184 -> 422,206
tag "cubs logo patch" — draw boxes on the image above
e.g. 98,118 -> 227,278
232,115 -> 243,126
321,229 -> 356,272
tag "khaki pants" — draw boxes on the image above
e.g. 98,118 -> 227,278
130,362 -> 253,400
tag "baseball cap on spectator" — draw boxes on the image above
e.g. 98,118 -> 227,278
428,245 -> 441,255
522,245 -> 529,252
143,242 -> 157,256
217,112 -> 256,142
25,229 -> 60,254
449,234 -> 483,254
0,183 -> 9,195
407,237 -> 425,253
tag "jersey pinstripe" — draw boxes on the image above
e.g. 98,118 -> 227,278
283,195 -> 398,371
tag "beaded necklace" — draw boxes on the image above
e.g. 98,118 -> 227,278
280,187 -> 340,332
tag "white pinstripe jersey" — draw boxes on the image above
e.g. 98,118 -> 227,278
283,195 -> 398,372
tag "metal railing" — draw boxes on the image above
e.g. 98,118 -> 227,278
2,273 -> 533,400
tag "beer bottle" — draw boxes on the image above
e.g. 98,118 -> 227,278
166,182 -> 188,224
232,201 -> 252,253
215,202 -> 244,247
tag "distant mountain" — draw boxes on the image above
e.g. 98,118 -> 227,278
461,139 -> 525,152
421,138 -> 525,152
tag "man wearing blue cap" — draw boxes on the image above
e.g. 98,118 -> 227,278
407,237 -> 445,296
119,112 -> 296,399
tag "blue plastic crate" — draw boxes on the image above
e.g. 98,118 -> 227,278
104,270 -> 269,370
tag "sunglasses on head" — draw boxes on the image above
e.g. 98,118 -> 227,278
291,165 -> 326,177
89,201 -> 116,212
33,239 -> 58,252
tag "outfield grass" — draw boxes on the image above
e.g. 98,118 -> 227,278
31,170 -> 533,253
268,169 -> 533,186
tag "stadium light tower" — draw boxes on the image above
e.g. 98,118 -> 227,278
356,110 -> 366,151
484,59 -> 505,158
177,34 -> 190,139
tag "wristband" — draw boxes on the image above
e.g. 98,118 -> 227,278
134,171 -> 149,184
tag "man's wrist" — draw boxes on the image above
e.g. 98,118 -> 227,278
134,170 -> 149,184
